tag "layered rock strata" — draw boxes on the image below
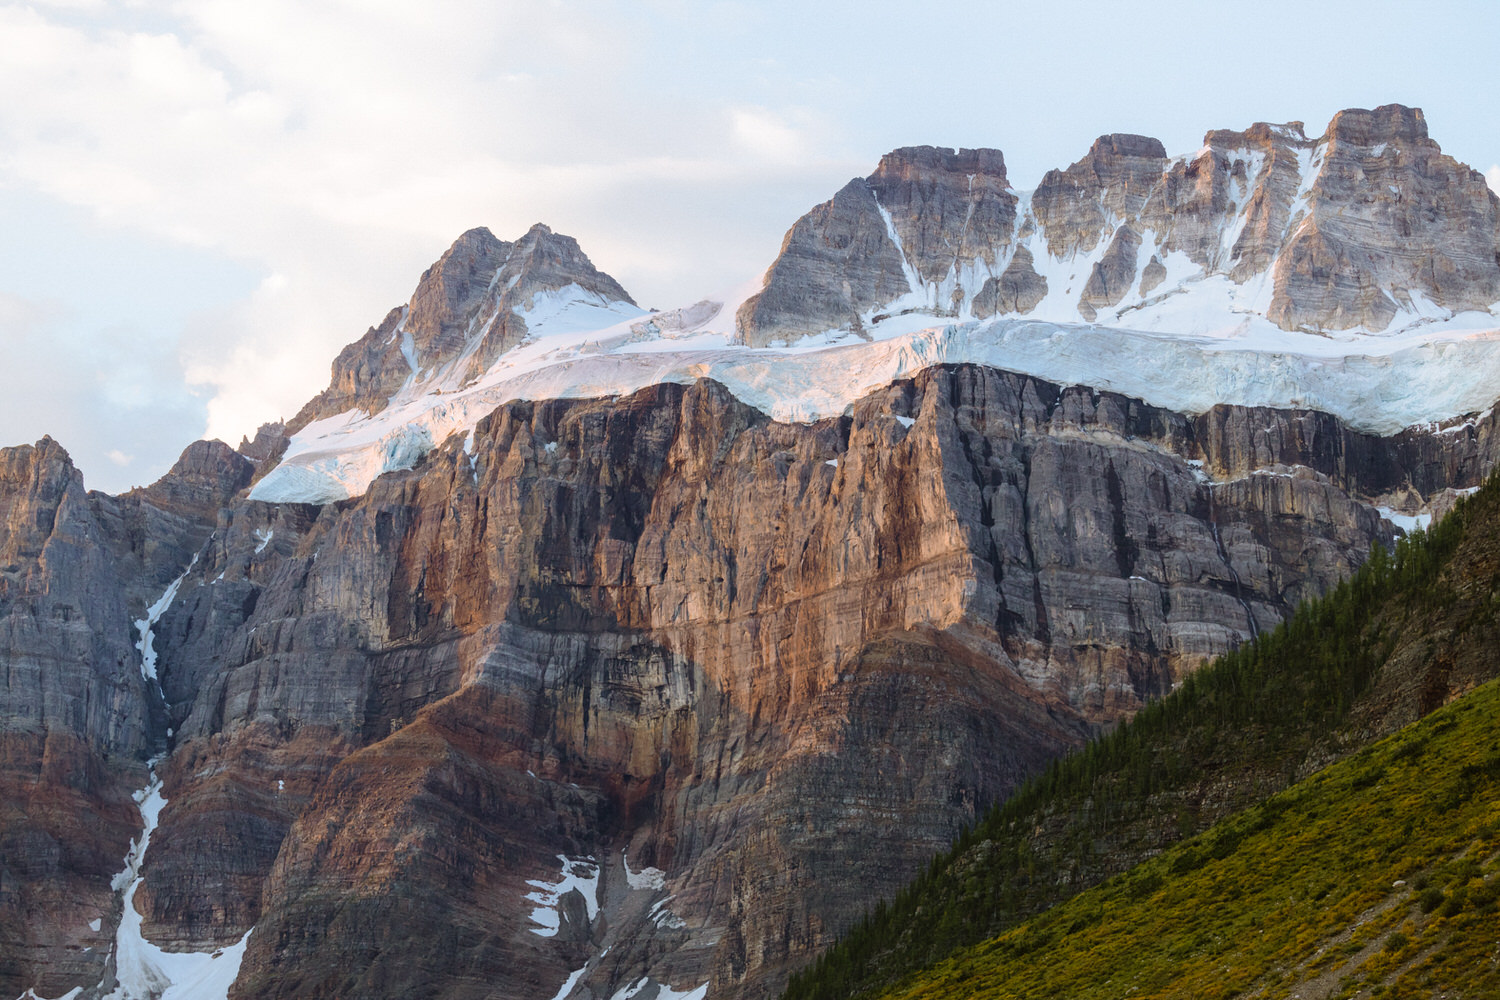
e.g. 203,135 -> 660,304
6,361 -> 1500,999
290,224 -> 638,430
0,439 -> 249,997
110,366 -> 1500,1000
737,105 -> 1500,343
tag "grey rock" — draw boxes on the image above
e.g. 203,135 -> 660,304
972,247 -> 1047,318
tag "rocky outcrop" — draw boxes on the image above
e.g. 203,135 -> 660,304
972,247 -> 1047,318
97,366 -> 1500,1000
1032,134 -> 1167,259
734,179 -> 914,347
1268,105 -> 1500,331
737,147 -> 1015,345
866,146 -> 1018,287
737,105 -> 1500,344
290,225 -> 637,429
1078,225 -> 1143,320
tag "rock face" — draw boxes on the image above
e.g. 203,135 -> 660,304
8,365 -> 1500,1000
733,178 -> 914,346
0,438 -> 147,997
290,224 -> 637,430
737,105 -> 1500,343
0,438 -> 249,998
1032,134 -> 1168,259
1267,105 -> 1500,331
737,147 -> 1016,346
28,365 -> 1484,1000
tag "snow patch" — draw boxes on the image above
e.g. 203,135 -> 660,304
524,855 -> 600,937
134,557 -> 195,682
101,765 -> 253,1000
252,529 -> 273,554
623,850 -> 666,891
607,979 -> 709,1000
894,415 -> 915,428
547,965 -> 589,1000
1378,507 -> 1433,536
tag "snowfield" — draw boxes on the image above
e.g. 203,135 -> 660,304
250,283 -> 1500,505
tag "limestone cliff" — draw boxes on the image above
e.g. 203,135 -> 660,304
109,369 -> 1499,1000
737,105 -> 1500,343
0,438 -> 249,997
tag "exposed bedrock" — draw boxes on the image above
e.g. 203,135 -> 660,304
290,224 -> 637,431
736,146 -> 1016,346
737,105 -> 1500,345
0,437 -> 247,997
98,364 -> 1500,1000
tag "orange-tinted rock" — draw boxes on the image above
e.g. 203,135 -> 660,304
120,368 -> 1496,999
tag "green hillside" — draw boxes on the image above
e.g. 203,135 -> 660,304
881,675 -> 1500,999
786,474 -> 1500,1000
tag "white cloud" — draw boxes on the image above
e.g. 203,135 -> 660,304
731,107 -> 809,164
106,449 -> 134,466
1488,165 -> 1500,197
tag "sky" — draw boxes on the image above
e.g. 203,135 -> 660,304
1,0 -> 1498,494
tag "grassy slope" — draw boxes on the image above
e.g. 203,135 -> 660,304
883,677 -> 1500,999
786,474 -> 1500,1000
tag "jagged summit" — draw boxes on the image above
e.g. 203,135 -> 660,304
250,104 -> 1500,505
737,103 -> 1500,344
287,223 -> 640,433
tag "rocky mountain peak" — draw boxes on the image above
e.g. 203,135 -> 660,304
736,104 -> 1500,347
0,438 -> 81,596
870,145 -> 1009,184
406,227 -> 514,364
1032,132 -> 1168,257
286,224 -> 637,433
735,144 -> 1019,346
1323,102 -> 1429,147
868,145 -> 1017,287
493,222 -> 636,312
129,440 -> 254,522
1089,133 -> 1169,159
1269,103 -> 1500,332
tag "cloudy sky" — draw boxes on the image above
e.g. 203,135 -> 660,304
2,0 -> 1498,493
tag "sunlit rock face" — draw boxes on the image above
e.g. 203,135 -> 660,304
106,370 -> 1499,1000
738,104 -> 1500,344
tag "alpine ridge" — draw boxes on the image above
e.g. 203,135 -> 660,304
2,103 -> 1500,1000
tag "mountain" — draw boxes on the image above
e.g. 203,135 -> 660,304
0,440 -> 251,996
251,105 -> 1500,508
740,105 -> 1500,341
785,476 -> 1500,1000
1,103 -> 1499,1000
